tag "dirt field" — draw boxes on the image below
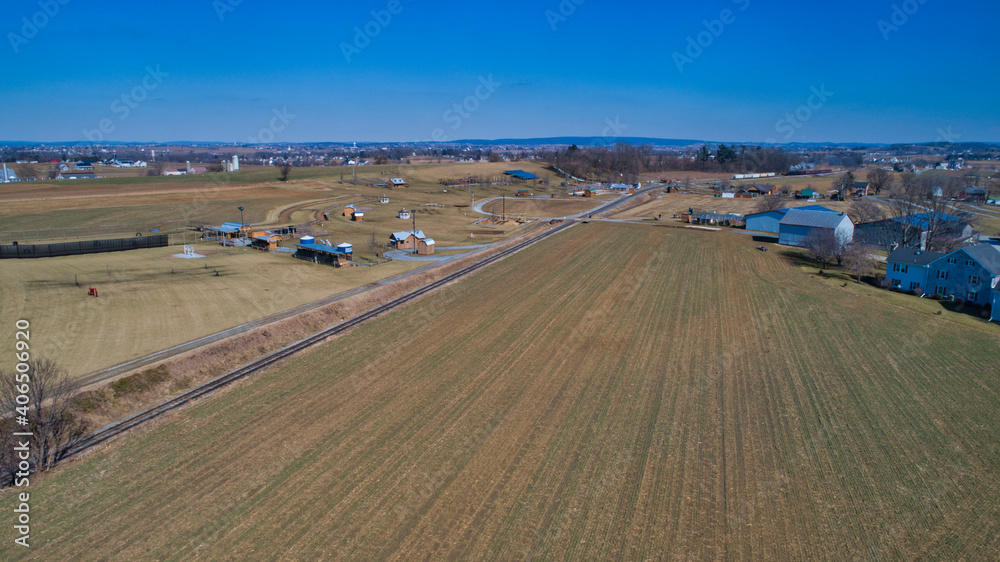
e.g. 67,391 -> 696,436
481,197 -> 607,218
5,222 -> 999,559
0,243 -> 421,378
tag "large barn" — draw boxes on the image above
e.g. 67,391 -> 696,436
745,205 -> 836,236
778,209 -> 854,247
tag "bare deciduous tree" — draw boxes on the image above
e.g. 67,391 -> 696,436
0,358 -> 86,475
753,195 -> 786,213
278,163 -> 292,182
866,168 -> 893,195
803,229 -> 845,268
844,243 -> 879,282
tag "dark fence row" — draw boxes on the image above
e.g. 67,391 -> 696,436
0,235 -> 169,259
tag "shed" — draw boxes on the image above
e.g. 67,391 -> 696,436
251,231 -> 284,251
352,211 -> 364,222
389,178 -> 408,188
778,209 -> 854,247
378,195 -> 390,204
416,238 -> 435,255
516,190 -> 532,197
208,222 -> 251,240
398,209 -> 411,220
343,204 -> 357,217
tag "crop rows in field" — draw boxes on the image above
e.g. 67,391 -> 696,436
3,222 -> 999,559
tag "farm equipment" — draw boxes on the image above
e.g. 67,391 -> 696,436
756,246 -> 768,252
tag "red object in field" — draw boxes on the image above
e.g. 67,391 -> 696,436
88,288 -> 98,297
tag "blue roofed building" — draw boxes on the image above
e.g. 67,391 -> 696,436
745,205 -> 837,236
855,212 -> 973,251
504,170 -> 539,181
294,239 -> 354,266
885,247 -> 944,294
925,244 -> 1000,306
207,222 -> 251,242
778,209 -> 854,247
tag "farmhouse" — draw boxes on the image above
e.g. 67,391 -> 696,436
390,230 -> 427,250
852,182 -> 871,197
745,205 -> 836,236
778,209 -> 854,247
389,178 -> 408,188
251,231 -> 284,251
992,285 -> 1000,322
294,239 -> 353,267
960,186 -> 987,202
885,247 -> 944,293
855,212 -> 973,251
924,244 -> 1000,306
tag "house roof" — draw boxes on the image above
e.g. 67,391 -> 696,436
964,186 -> 987,194
391,230 -> 426,241
887,247 -> 945,266
959,244 -> 1000,276
779,209 -> 850,229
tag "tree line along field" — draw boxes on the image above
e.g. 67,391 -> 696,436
2,223 -> 999,559
0,244 -> 422,378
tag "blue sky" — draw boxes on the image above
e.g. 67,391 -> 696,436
2,0 -> 998,144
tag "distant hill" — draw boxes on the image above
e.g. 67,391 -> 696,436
449,137 -> 705,147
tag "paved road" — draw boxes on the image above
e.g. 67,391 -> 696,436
385,243 -> 491,262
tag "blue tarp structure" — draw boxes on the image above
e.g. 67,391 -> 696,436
504,170 -> 539,180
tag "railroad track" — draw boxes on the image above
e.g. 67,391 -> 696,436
56,219 -> 579,462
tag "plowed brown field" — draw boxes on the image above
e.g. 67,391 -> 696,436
4,223 -> 999,559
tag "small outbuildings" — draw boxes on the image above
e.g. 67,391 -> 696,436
343,204 -> 356,217
352,211 -> 364,222
389,178 -> 408,188
378,195 -> 390,204
398,209 -> 411,220
207,222 -> 252,241
416,238 -> 435,255
250,231 -> 284,251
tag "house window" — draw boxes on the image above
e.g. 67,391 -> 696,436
892,263 -> 900,272
909,282 -> 920,291
965,260 -> 975,267
901,265 -> 908,273
936,286 -> 947,296
968,290 -> 978,301
970,275 -> 980,284
937,270 -> 949,280
947,257 -> 957,264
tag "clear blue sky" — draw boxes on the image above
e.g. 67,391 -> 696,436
2,0 -> 998,144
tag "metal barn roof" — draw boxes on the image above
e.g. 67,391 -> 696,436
504,170 -> 539,180
779,209 -> 850,229
391,230 -> 426,241
745,205 -> 835,219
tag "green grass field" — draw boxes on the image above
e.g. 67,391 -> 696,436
3,222 -> 998,559
0,243 -> 422,378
